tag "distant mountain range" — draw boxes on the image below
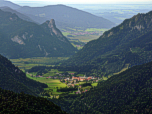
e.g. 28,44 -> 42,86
16,5 -> 115,29
0,9 -> 77,59
0,6 -> 35,23
0,0 -> 21,9
61,11 -> 152,76
0,0 -> 115,30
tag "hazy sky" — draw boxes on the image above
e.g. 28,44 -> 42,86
7,0 -> 152,4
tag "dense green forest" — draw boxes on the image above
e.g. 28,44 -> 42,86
59,11 -> 152,76
50,61 -> 152,114
0,54 -> 48,96
0,87 -> 68,114
0,9 -> 77,59
0,6 -> 35,23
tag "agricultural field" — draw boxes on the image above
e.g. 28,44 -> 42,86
69,35 -> 100,43
10,56 -> 101,98
42,69 -> 65,77
26,72 -> 99,99
85,28 -> 108,32
91,83 -> 98,87
62,27 -> 109,50
10,57 -> 69,71
26,74 -> 67,95
62,27 -> 109,43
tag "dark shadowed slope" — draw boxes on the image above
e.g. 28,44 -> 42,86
0,54 -> 48,96
0,87 -> 68,114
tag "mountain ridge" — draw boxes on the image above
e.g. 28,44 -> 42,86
0,9 -> 77,59
0,6 -> 35,23
60,10 -> 152,76
0,0 -> 21,9
16,4 -> 115,29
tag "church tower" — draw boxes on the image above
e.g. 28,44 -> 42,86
84,73 -> 86,77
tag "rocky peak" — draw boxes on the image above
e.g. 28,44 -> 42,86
48,19 -> 56,28
47,19 -> 64,38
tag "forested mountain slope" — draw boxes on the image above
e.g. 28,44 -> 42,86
61,11 -> 152,76
0,54 -> 48,96
0,87 -> 68,114
0,9 -> 77,59
0,6 -> 35,23
51,61 -> 152,114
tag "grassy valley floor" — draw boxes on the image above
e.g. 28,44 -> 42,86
10,57 -> 129,99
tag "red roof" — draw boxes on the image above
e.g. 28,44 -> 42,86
88,77 -> 92,79
72,77 -> 80,79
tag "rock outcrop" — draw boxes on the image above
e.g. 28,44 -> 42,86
48,19 -> 64,38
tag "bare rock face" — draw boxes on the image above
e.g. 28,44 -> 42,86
11,35 -> 25,45
48,19 -> 56,28
48,19 -> 63,38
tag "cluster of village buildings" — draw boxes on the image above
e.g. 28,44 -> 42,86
36,73 -> 100,83
35,73 -> 101,95
65,75 -> 99,82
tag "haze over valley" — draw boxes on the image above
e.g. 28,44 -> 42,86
0,0 -> 152,113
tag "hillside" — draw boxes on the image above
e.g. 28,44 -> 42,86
0,6 -> 35,23
0,54 -> 48,96
51,61 -> 152,114
0,87 -> 68,114
61,11 -> 152,76
0,9 -> 77,59
16,5 -> 115,29
0,0 -> 21,9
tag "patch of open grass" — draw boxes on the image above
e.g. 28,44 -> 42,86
10,57 -> 69,71
91,83 -> 98,87
70,35 -> 100,43
113,64 -> 129,75
62,32 -> 71,36
42,69 -> 64,77
85,28 -> 108,32
79,82 -> 86,85
76,74 -> 84,76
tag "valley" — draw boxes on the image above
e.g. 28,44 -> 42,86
62,27 -> 109,49
10,57 -> 102,99
10,57 -> 69,71
0,0 -> 152,113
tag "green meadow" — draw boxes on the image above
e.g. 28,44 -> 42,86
70,35 -> 100,43
85,28 -> 108,32
26,71 -> 99,98
10,57 -> 69,71
26,74 -> 67,95
10,56 -> 100,98
62,27 -> 109,43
